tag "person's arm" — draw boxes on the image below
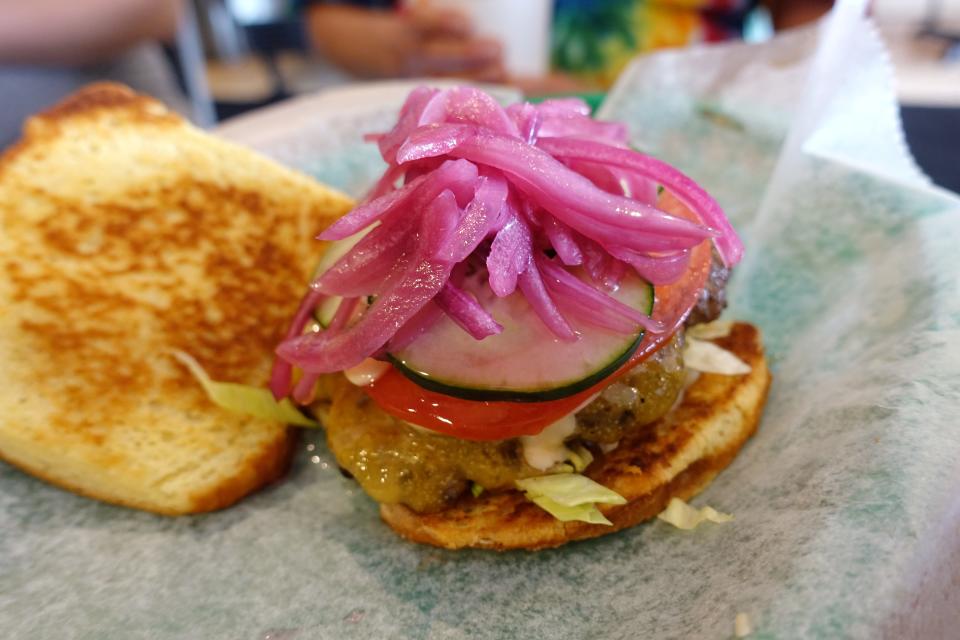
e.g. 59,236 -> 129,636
762,0 -> 833,29
305,3 -> 504,81
0,0 -> 181,66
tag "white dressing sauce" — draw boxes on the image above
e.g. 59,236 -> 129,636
344,359 -> 391,386
521,413 -> 578,470
520,393 -> 599,470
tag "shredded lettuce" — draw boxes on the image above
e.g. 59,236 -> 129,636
173,350 -> 319,428
517,474 -> 626,507
527,496 -> 612,525
471,483 -> 485,498
567,443 -> 594,472
549,443 -> 595,474
686,319 -> 734,340
657,497 -> 733,530
684,338 -> 751,375
516,474 -> 626,525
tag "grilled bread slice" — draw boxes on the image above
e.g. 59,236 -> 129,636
380,322 -> 771,550
0,83 -> 354,514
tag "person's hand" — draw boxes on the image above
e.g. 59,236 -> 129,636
306,4 -> 505,82
762,0 -> 833,29
398,4 -> 505,81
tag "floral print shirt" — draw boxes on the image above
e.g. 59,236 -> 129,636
553,0 -> 756,87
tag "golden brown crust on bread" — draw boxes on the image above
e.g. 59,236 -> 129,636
181,428 -> 297,515
0,428 -> 297,516
380,322 -> 771,550
0,83 -> 179,175
0,84 -> 354,514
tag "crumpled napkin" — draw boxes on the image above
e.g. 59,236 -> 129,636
601,0 -> 960,636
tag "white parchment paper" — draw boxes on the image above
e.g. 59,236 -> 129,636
603,1 -> 960,636
3,2 -> 958,638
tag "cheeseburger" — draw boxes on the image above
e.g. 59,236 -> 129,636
271,87 -> 771,550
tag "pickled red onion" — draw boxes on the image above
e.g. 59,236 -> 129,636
272,86 -> 742,394
536,137 -> 744,266
435,281 -> 503,340
485,200 -> 531,297
517,254 -> 577,342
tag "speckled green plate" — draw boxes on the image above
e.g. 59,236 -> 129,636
5,19 -> 960,639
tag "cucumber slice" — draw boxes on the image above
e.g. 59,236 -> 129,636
312,226 -> 374,279
388,270 -> 654,402
314,297 -> 342,328
313,295 -> 374,329
311,228 -> 375,329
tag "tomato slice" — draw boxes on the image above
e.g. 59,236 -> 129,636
363,193 -> 713,440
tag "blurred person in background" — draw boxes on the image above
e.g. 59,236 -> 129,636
303,0 -> 833,94
304,1 -> 505,83
0,0 -> 186,148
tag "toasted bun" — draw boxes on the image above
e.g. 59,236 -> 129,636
0,84 -> 354,514
380,322 -> 771,550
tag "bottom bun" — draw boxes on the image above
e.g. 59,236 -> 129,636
380,322 -> 772,550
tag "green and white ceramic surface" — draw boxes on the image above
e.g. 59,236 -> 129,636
3,8 -> 959,639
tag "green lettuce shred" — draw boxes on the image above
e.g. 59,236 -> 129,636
683,338 -> 751,375
685,319 -> 734,340
567,444 -> 594,473
471,483 -> 485,498
529,497 -> 610,525
657,497 -> 734,530
546,444 -> 595,475
516,474 -> 627,526
172,350 -> 319,428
